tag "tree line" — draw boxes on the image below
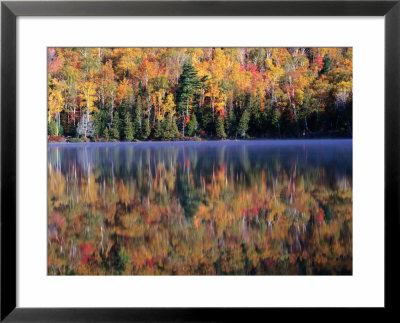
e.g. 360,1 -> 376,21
48,47 -> 352,141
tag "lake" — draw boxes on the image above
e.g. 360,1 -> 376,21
48,140 -> 352,275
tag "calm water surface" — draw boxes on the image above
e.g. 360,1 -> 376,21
48,140 -> 352,275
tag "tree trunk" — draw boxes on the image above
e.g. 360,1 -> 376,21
56,106 -> 60,136
110,92 -> 114,124
211,98 -> 215,122
186,99 -> 189,121
85,99 -> 89,137
73,106 -> 76,127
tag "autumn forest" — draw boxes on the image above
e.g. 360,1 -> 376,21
47,47 -> 352,141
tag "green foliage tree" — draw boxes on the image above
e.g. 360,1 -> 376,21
94,108 -> 110,137
215,116 -> 226,139
164,115 -> 180,140
110,111 -> 121,140
141,117 -> 151,140
238,109 -> 250,138
154,120 -> 163,139
133,96 -> 142,138
225,108 -> 237,138
48,120 -> 59,136
298,88 -> 316,134
248,93 -> 264,136
186,113 -> 198,136
176,61 -> 201,136
123,112 -> 134,141
321,54 -> 333,75
271,108 -> 281,136
104,127 -> 110,141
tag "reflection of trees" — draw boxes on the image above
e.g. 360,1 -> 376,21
177,171 -> 201,219
48,142 -> 352,275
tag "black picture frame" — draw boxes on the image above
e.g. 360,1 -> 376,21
1,0 -> 399,321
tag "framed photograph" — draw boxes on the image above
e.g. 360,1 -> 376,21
1,0 -> 398,321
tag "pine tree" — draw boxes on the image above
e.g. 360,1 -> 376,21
298,88 -> 315,134
48,120 -> 58,136
271,108 -> 281,137
176,61 -> 201,136
169,116 -> 180,139
238,109 -> 250,138
141,117 -> 151,140
248,92 -> 263,136
110,111 -> 120,140
215,116 -> 226,139
93,109 -> 110,137
104,127 -> 110,141
186,113 -> 198,136
123,112 -> 134,141
154,119 -> 163,139
226,107 -> 237,138
321,54 -> 333,75
133,96 -> 142,138
163,114 -> 179,140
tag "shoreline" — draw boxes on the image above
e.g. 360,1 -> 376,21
48,137 -> 353,145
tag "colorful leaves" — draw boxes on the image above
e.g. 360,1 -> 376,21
48,47 -> 353,141
80,242 -> 95,265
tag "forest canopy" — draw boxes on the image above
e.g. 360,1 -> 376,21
47,47 -> 352,142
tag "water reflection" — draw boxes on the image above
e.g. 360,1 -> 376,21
48,140 -> 352,275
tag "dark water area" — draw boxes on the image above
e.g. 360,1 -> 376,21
48,140 -> 352,275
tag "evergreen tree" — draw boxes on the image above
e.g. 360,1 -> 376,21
154,119 -> 163,139
104,127 -> 110,141
123,112 -> 134,141
186,113 -> 198,136
141,117 -> 151,140
225,107 -> 237,138
215,116 -> 226,139
321,54 -> 333,75
248,92 -> 263,136
93,108 -> 110,137
110,111 -> 120,140
238,109 -> 250,138
119,100 -> 130,118
176,61 -> 201,136
165,115 -> 180,140
298,88 -> 315,134
200,107 -> 213,136
133,96 -> 142,138
48,120 -> 59,136
271,108 -> 281,137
